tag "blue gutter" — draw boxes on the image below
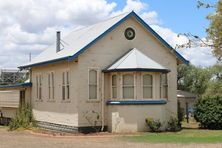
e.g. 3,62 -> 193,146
18,56 -> 70,69
0,82 -> 32,89
102,68 -> 170,73
106,99 -> 167,105
19,11 -> 188,69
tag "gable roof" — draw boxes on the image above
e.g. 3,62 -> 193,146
103,48 -> 170,73
19,11 -> 188,69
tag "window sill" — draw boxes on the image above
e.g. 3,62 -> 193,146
86,99 -> 100,103
35,99 -> 43,102
61,100 -> 71,103
47,100 -> 56,103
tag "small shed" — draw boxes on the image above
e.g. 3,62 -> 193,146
0,82 -> 32,125
177,90 -> 197,115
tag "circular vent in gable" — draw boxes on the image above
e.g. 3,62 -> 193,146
124,27 -> 135,40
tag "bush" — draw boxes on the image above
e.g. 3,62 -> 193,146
9,104 -> 35,131
145,118 -> 161,132
166,117 -> 181,132
194,96 -> 222,129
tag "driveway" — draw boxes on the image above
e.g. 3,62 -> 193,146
0,128 -> 222,148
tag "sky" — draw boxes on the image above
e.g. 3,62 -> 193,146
0,0 -> 218,68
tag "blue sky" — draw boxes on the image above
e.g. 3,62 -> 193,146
109,0 -> 217,37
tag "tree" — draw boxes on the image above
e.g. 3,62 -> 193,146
203,64 -> 222,96
177,1 -> 222,61
206,1 -> 222,60
177,64 -> 210,96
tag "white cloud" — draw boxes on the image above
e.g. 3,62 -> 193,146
150,25 -> 217,67
0,0 -> 217,68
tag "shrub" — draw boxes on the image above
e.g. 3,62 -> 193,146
9,103 -> 35,131
145,118 -> 161,132
166,117 -> 181,132
194,96 -> 222,129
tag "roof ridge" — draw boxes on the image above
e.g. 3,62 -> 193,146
66,11 -> 131,35
113,49 -> 134,70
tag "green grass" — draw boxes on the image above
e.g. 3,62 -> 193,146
0,125 -> 8,128
122,129 -> 222,143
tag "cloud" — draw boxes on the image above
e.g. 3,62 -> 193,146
150,25 -> 217,67
0,0 -> 217,68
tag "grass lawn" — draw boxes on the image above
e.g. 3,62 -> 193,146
0,125 -> 8,128
122,129 -> 222,144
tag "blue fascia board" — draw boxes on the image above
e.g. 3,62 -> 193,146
106,99 -> 167,105
102,68 -> 170,73
20,11 -> 188,69
0,82 -> 32,89
19,56 -> 70,69
67,12 -> 134,62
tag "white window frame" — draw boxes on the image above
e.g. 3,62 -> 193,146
88,68 -> 99,101
47,71 -> 55,101
121,73 -> 136,100
160,73 -> 168,99
141,73 -> 154,99
36,73 -> 42,101
51,72 -> 55,100
61,70 -> 70,102
110,73 -> 117,99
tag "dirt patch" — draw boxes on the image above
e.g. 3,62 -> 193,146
0,128 -> 222,148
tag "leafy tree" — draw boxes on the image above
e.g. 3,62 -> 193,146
206,1 -> 222,60
203,64 -> 222,96
177,1 -> 222,61
177,64 -> 210,96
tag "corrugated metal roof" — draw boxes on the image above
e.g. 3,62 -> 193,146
20,12 -> 130,68
0,82 -> 32,89
103,48 -> 170,72
19,11 -> 188,68
177,90 -> 197,99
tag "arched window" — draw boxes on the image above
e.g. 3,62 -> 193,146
143,74 -> 153,98
122,74 -> 134,99
89,69 -> 98,99
112,75 -> 117,98
160,73 -> 168,98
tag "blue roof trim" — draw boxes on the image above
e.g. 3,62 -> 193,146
67,12 -> 134,62
0,82 -> 32,89
102,68 -> 170,73
19,11 -> 188,69
19,56 -> 70,69
106,99 -> 167,105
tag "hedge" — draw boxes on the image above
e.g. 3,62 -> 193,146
194,96 -> 222,129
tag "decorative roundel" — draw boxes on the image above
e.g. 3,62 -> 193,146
124,27 -> 135,40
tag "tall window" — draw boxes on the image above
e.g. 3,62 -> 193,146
89,69 -> 98,100
48,73 -> 51,99
36,75 -> 42,100
51,72 -> 55,99
112,75 -> 117,98
66,71 -> 70,99
36,76 -> 39,99
48,72 -> 55,100
62,71 -> 70,101
122,74 -> 134,99
160,73 -> 168,98
143,74 -> 153,98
